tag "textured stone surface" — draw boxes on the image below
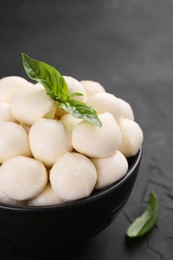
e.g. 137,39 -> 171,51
0,0 -> 173,259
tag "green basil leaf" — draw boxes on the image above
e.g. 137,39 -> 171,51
126,192 -> 158,238
59,100 -> 102,127
22,53 -> 69,101
22,53 -> 102,127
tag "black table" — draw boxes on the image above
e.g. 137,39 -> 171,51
0,0 -> 173,259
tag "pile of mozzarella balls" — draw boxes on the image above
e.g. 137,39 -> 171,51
0,76 -> 143,206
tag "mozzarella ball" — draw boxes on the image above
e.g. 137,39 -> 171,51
0,102 -> 17,122
29,118 -> 72,167
28,183 -> 62,206
50,152 -> 97,201
0,76 -> 31,103
60,114 -> 82,131
80,80 -> 105,98
118,98 -> 134,120
63,76 -> 87,102
0,189 -> 25,206
72,113 -> 122,158
92,151 -> 128,190
0,156 -> 48,201
118,119 -> 143,157
11,85 -> 57,125
86,92 -> 122,122
34,82 -> 44,89
0,122 -> 31,163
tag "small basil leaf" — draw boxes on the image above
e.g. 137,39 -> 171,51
22,53 -> 69,101
59,100 -> 102,127
126,192 -> 158,238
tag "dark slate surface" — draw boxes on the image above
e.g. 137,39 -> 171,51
0,0 -> 173,259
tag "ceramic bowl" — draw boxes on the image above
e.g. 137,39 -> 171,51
0,147 -> 142,250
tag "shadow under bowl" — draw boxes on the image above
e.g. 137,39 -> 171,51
0,147 -> 142,250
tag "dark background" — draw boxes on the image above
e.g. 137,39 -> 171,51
0,0 -> 173,259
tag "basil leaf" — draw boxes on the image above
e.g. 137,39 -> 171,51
126,192 -> 158,237
22,53 -> 69,101
59,100 -> 102,127
22,53 -> 102,127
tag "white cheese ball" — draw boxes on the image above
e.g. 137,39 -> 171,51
92,150 -> 128,190
118,119 -> 143,157
0,122 -> 31,163
72,112 -> 122,158
50,152 -> 97,201
80,80 -> 105,98
29,118 -> 72,167
0,76 -> 32,103
60,114 -> 82,132
34,82 -> 44,89
11,85 -> 56,125
0,189 -> 25,206
86,92 -> 122,122
28,183 -> 62,206
63,76 -> 87,102
0,102 -> 17,122
118,98 -> 134,120
0,156 -> 48,201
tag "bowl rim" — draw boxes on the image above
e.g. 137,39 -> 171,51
0,147 -> 142,212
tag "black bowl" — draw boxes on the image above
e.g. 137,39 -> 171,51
0,147 -> 142,250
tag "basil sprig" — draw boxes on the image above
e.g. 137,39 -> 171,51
22,53 -> 102,127
126,192 -> 158,237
